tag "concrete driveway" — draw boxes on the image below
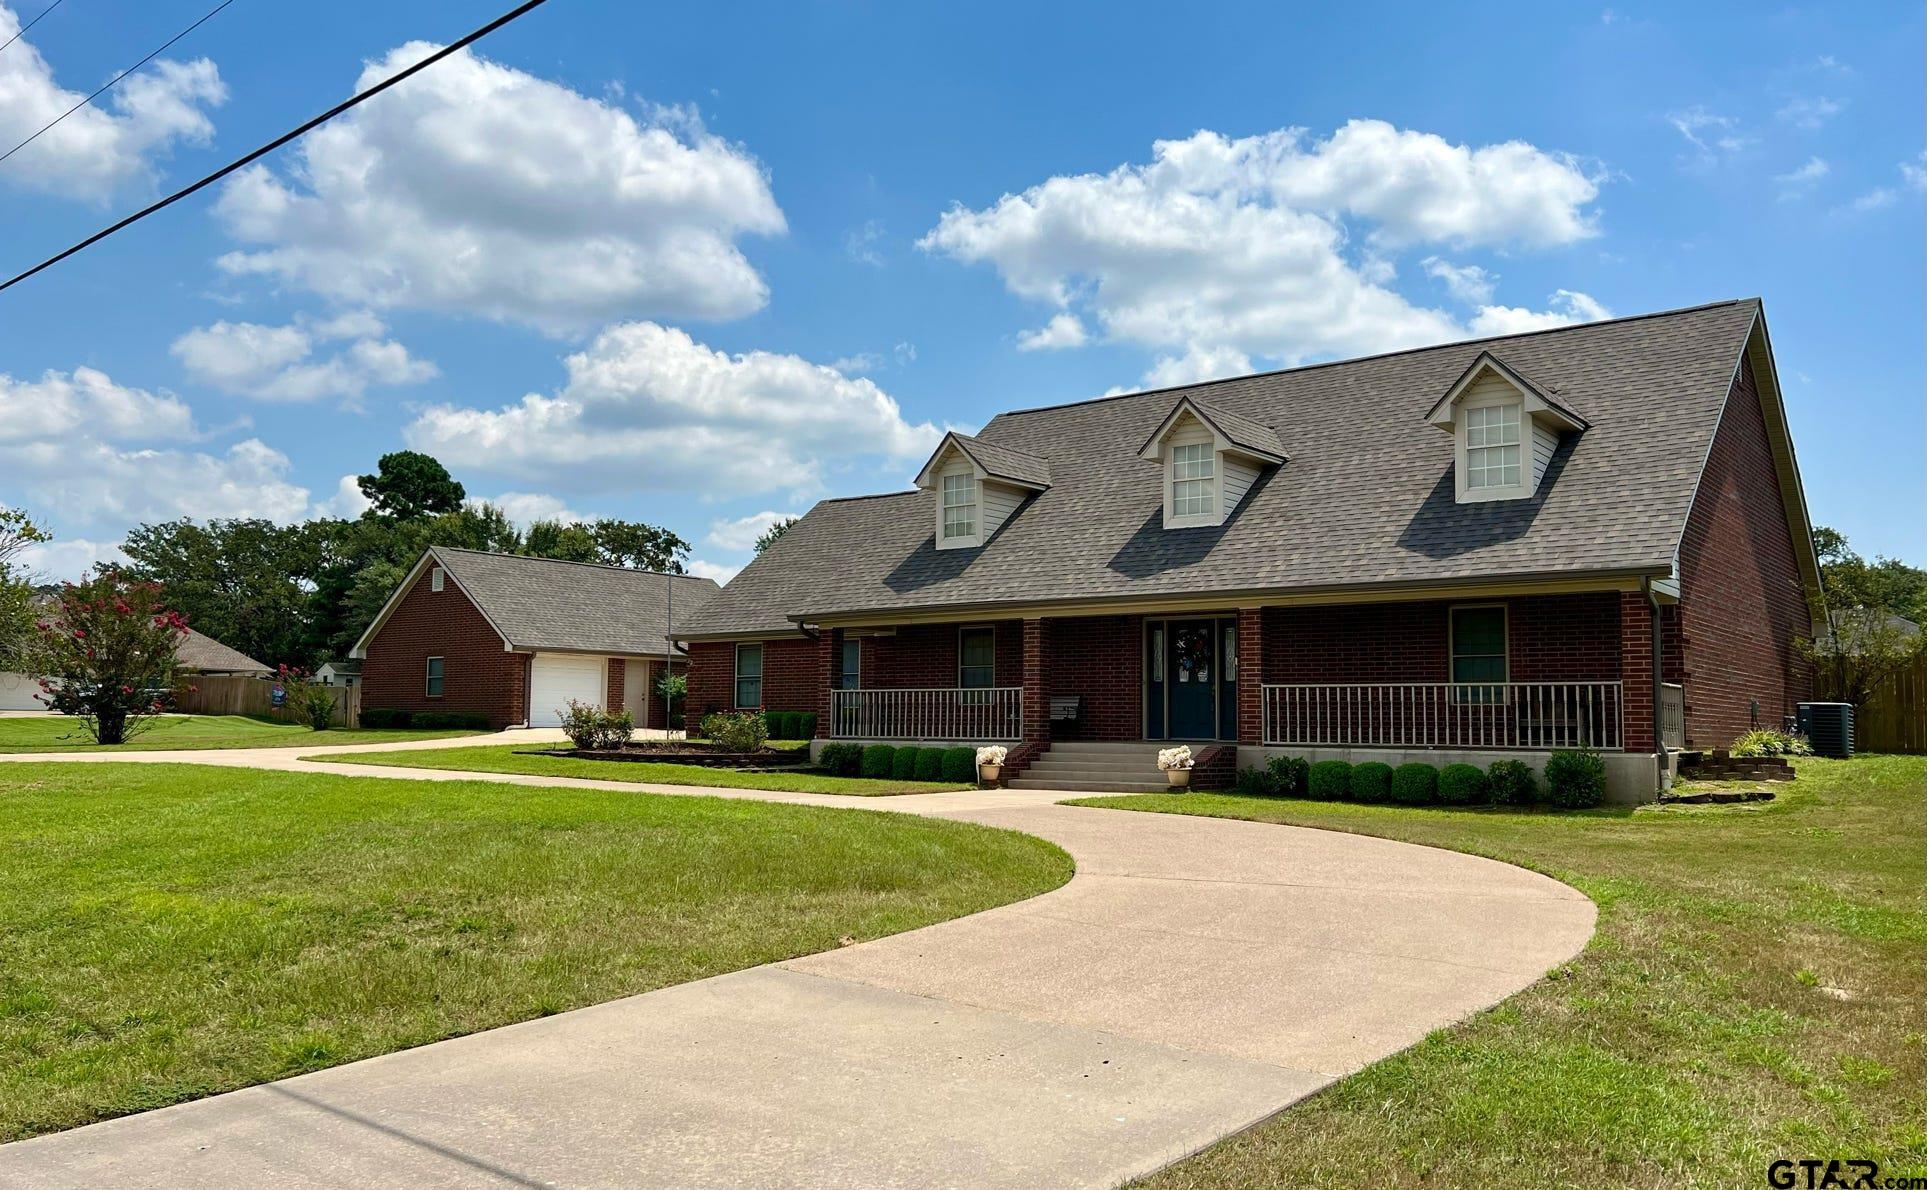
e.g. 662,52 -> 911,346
0,742 -> 1596,1188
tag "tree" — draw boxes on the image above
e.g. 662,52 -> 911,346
657,669 -> 687,727
356,451 -> 466,520
24,573 -> 190,745
122,518 -> 328,669
753,517 -> 797,555
1804,526 -> 1926,709
524,519 -> 601,564
1814,525 -> 1927,624
0,506 -> 50,668
591,518 -> 689,571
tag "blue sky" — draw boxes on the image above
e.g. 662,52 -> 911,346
1,0 -> 1919,582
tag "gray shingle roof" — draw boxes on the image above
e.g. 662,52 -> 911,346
683,300 -> 1762,636
176,628 -> 271,674
944,433 -> 1053,488
1148,395 -> 1287,461
433,547 -> 720,655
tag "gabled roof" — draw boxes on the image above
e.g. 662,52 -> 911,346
682,299 -> 1811,636
176,628 -> 271,675
353,547 -> 721,658
1425,351 -> 1588,431
914,431 -> 1052,490
1136,394 -> 1287,463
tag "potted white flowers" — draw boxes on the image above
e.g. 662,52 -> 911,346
976,745 -> 1008,786
1158,745 -> 1194,788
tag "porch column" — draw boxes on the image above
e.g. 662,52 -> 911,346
1236,606 -> 1265,746
1618,592 -> 1656,752
1021,617 -> 1048,744
813,629 -> 839,739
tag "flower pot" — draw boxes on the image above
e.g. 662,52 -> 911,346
977,763 -> 1002,786
1165,768 -> 1191,788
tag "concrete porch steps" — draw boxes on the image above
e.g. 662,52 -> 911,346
1011,741 -> 1190,793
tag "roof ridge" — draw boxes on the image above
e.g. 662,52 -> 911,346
815,489 -> 920,506
433,545 -> 717,584
993,297 -> 1754,420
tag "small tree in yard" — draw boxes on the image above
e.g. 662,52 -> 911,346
277,664 -> 338,730
26,573 -> 190,745
656,669 -> 687,728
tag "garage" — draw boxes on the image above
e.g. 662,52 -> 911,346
0,671 -> 43,711
528,653 -> 607,727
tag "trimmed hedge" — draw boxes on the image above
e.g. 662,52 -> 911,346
414,710 -> 491,730
817,742 -> 862,776
891,747 -> 919,780
1488,759 -> 1537,805
763,711 -> 789,739
1438,763 -> 1488,806
1351,761 -> 1393,803
1235,766 -> 1270,796
1307,760 -> 1352,800
796,712 -> 817,740
1389,762 -> 1438,805
913,748 -> 944,781
1545,749 -> 1607,809
860,744 -> 896,779
360,707 -> 412,729
941,746 -> 975,783
1267,754 -> 1309,797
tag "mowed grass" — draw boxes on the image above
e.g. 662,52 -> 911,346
0,763 -> 1071,1141
1070,755 -> 1925,1188
306,742 -> 971,796
0,714 -> 482,753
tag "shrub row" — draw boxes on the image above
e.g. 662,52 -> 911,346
761,710 -> 819,740
1233,750 -> 1605,809
818,742 -> 977,783
360,707 -> 491,731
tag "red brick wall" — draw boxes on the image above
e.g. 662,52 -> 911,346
361,566 -> 527,728
686,637 -> 822,716
1046,615 -> 1143,740
1259,595 -> 1620,684
859,621 -> 1023,688
1620,591 -> 1656,752
1676,357 -> 1815,747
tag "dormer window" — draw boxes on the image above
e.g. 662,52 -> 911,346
941,473 -> 978,541
1136,395 -> 1286,530
1426,352 -> 1587,505
914,431 -> 1052,551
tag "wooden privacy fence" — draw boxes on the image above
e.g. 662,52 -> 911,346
173,674 -> 361,729
1855,655 -> 1925,754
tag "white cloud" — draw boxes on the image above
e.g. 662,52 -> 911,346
845,219 -> 886,266
1421,257 -> 1496,304
403,321 -> 942,497
1844,157 -> 1925,215
0,4 -> 225,200
315,474 -> 373,519
921,121 -> 1604,373
1016,312 -> 1089,351
171,310 -> 437,403
0,366 -> 196,443
212,42 -> 784,334
1776,96 -> 1844,130
1139,345 -> 1254,389
1902,152 -> 1926,191
1849,187 -> 1896,213
1666,107 -> 1751,156
1774,156 -> 1830,198
685,558 -> 741,584
705,510 -> 790,551
490,491 -> 583,526
14,537 -> 127,582
1468,290 -> 1613,337
830,352 -> 884,374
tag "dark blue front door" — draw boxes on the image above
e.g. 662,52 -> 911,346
1167,621 -> 1217,739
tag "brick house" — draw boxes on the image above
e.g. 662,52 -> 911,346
677,300 -> 1820,800
354,547 -> 719,729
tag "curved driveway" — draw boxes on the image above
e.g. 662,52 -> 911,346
0,737 -> 1595,1188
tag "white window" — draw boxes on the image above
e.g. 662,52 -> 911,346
430,566 -> 445,593
734,644 -> 763,708
1171,443 -> 1215,517
941,473 -> 978,540
1464,403 -> 1522,489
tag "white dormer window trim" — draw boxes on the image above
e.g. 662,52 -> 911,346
1137,398 -> 1284,531
1426,354 -> 1587,506
914,432 -> 1050,551
1166,441 -> 1218,527
940,470 -> 980,547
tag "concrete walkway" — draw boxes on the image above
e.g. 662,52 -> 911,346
0,735 -> 1596,1188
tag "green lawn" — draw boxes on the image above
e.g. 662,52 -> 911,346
306,742 -> 972,796
1070,756 -> 1926,1188
0,763 -> 1070,1141
0,714 -> 483,753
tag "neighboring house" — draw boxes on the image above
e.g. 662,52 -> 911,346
677,299 -> 1820,800
0,625 -> 269,710
315,659 -> 361,687
353,547 -> 720,729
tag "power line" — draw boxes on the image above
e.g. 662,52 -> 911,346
0,0 -> 65,55
0,0 -> 555,294
0,0 -> 235,168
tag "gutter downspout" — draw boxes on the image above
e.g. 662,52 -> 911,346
1644,577 -> 1667,792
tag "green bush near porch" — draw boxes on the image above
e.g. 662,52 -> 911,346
1389,762 -> 1438,805
890,747 -> 919,780
1307,760 -> 1352,800
1437,763 -> 1488,806
859,744 -> 895,778
1350,761 -> 1393,803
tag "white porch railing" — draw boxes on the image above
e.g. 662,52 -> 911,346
1660,682 -> 1685,750
1261,682 -> 1624,751
831,687 -> 1022,741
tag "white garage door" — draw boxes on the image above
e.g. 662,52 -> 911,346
0,671 -> 43,711
529,654 -> 607,727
